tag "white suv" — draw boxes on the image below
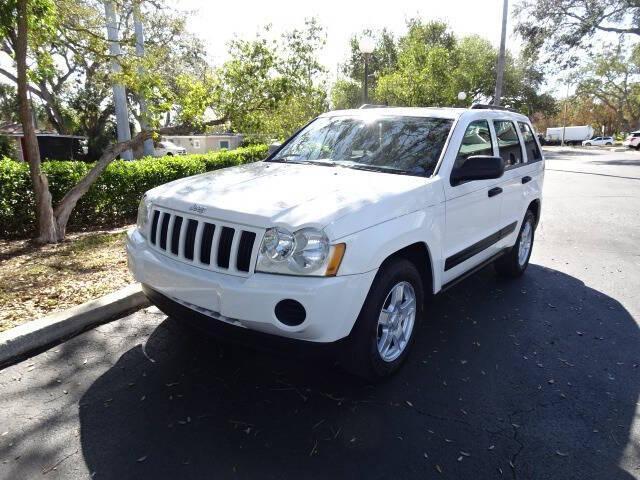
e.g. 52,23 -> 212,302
127,106 -> 544,379
582,136 -> 614,146
623,131 -> 640,149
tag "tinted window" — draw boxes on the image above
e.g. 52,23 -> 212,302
518,122 -> 541,162
453,120 -> 494,171
272,115 -> 453,176
495,120 -> 523,167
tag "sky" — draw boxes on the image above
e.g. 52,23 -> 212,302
176,0 -> 522,80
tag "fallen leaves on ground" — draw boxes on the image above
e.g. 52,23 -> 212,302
0,228 -> 133,331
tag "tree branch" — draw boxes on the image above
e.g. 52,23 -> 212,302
53,117 -> 228,230
0,67 -> 44,99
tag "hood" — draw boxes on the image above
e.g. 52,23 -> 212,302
148,161 -> 436,238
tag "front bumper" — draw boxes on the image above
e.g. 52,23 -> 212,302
127,229 -> 376,343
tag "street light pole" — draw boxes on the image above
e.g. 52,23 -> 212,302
494,0 -> 508,106
363,53 -> 370,104
358,36 -> 375,106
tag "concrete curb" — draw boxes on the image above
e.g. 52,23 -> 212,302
0,283 -> 149,368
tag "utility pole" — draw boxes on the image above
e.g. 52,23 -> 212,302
493,0 -> 508,106
133,0 -> 154,157
561,80 -> 570,147
104,1 -> 133,160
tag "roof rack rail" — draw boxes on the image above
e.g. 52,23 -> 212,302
470,104 -> 517,112
359,104 -> 388,109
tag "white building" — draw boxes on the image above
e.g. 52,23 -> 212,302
162,134 -> 243,155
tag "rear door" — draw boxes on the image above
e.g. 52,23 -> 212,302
497,120 -> 544,249
492,119 -> 526,250
442,118 -> 505,285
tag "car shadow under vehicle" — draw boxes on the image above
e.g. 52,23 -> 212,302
77,264 -> 640,479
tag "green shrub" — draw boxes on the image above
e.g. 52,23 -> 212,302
0,144 -> 268,238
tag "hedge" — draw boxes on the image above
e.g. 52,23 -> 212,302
0,144 -> 268,238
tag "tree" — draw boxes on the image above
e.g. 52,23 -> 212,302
372,21 -> 500,107
364,19 -> 556,117
330,79 -> 362,110
2,0 -> 191,243
574,42 -> 640,131
0,0 -> 208,156
10,0 -> 58,241
514,0 -> 640,66
210,20 -> 328,138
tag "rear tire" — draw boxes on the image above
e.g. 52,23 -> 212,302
344,258 -> 424,381
495,210 -> 536,278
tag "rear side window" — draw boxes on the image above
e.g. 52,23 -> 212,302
494,120 -> 523,167
518,122 -> 542,162
453,120 -> 494,171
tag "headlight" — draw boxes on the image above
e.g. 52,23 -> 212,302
136,195 -> 152,237
256,227 -> 344,276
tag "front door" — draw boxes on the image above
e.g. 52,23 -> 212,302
442,119 -> 506,285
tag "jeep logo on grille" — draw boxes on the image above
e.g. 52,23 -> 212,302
189,204 -> 206,214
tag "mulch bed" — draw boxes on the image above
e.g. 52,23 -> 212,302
0,227 -> 134,332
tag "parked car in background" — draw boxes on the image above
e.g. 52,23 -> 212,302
128,106 -> 544,379
545,126 -> 594,145
153,140 -> 187,157
623,131 -> 640,150
582,136 -> 614,146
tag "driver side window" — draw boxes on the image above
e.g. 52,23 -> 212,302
453,120 -> 494,172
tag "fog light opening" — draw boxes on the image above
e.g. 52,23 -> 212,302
275,299 -> 306,326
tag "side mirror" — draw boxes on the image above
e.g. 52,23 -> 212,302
451,155 -> 505,185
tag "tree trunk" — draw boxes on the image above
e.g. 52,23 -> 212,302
15,0 -> 58,243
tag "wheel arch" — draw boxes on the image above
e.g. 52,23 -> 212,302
379,242 -> 435,296
527,198 -> 541,228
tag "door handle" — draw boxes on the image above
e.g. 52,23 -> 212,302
521,176 -> 532,184
488,187 -> 503,197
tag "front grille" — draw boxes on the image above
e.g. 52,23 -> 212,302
149,207 -> 261,276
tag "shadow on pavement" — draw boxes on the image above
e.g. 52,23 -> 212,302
589,159 -> 640,167
542,149 -> 604,158
78,264 -> 640,479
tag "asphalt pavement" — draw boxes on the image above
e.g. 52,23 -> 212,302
1,146 -> 639,480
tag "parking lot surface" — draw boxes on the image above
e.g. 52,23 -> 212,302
1,147 -> 639,479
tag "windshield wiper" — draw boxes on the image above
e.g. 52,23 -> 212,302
302,159 -> 337,167
334,161 -> 412,175
270,157 -> 338,167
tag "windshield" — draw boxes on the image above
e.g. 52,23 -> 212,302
270,115 -> 454,176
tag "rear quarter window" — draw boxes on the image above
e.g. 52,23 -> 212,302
518,122 -> 542,162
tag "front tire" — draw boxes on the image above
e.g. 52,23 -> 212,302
344,258 -> 424,380
495,210 -> 536,278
